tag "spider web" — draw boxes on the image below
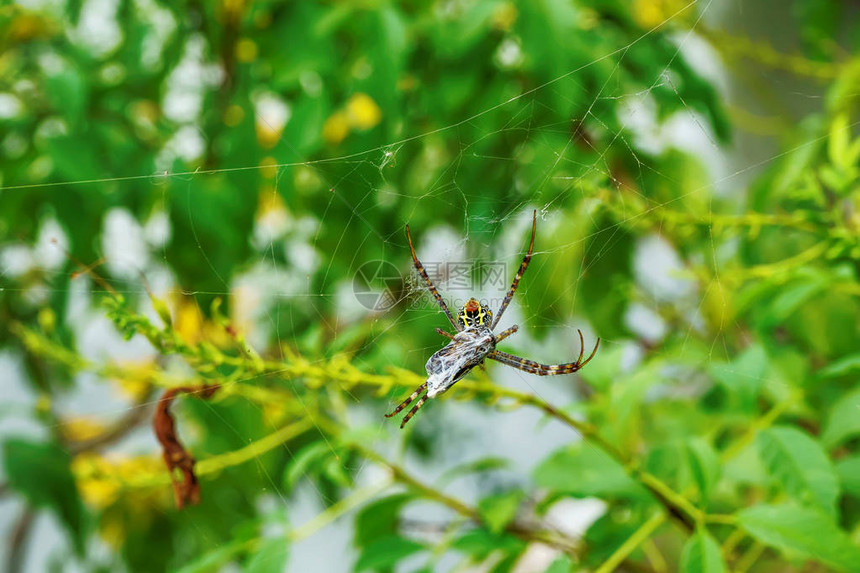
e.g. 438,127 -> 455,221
0,1 -> 842,571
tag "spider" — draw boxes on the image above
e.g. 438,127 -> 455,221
386,210 -> 600,428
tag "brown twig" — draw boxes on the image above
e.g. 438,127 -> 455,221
6,506 -> 34,573
153,383 -> 220,508
68,388 -> 157,454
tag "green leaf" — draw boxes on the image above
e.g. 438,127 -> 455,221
244,537 -> 289,573
535,443 -> 649,500
763,279 -> 825,327
543,555 -> 574,573
820,387 -> 860,449
685,438 -> 721,504
709,343 -> 767,412
828,113 -> 851,169
478,490 -> 524,534
283,442 -> 331,489
175,538 -> 250,573
835,455 -> 860,499
819,353 -> 860,378
322,454 -> 353,488
757,426 -> 839,516
452,528 -> 524,560
354,493 -> 414,548
738,503 -> 860,572
439,457 -> 511,486
2,439 -> 86,555
354,535 -> 424,571
679,528 -> 726,573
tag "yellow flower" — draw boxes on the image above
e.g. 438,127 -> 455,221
633,0 -> 690,29
62,417 -> 105,443
174,296 -> 204,346
323,93 -> 382,144
492,2 -> 518,31
72,453 -> 120,509
236,38 -> 257,62
112,361 -> 156,401
346,93 -> 382,130
78,476 -> 120,509
323,110 -> 351,145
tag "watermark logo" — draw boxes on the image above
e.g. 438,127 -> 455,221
353,260 -> 405,310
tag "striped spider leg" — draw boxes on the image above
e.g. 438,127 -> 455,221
405,224 -> 461,331
490,210 -> 537,330
488,329 -> 599,375
384,381 -> 428,429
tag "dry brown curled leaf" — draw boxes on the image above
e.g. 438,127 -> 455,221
153,384 -> 220,509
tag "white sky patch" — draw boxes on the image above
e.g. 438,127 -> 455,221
0,244 -> 34,278
0,93 -> 24,119
140,262 -> 175,300
37,51 -> 65,75
334,280 -> 370,324
0,350 -> 45,439
33,216 -> 69,271
162,35 -> 221,123
411,225 -> 466,292
672,31 -> 730,95
252,205 -> 290,249
513,543 -> 560,573
285,239 -> 319,275
68,0 -> 123,58
78,313 -> 157,363
0,218 -> 68,298
144,209 -> 171,248
624,301 -> 668,344
254,92 -> 291,133
543,497 -> 607,539
155,125 -> 206,170
495,36 -> 524,69
102,208 -> 149,279
25,282 -> 52,305
135,0 -> 177,70
172,125 -> 205,161
633,234 -> 695,303
620,339 -> 645,372
617,93 -> 664,156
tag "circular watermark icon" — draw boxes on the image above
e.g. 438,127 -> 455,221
353,260 -> 404,311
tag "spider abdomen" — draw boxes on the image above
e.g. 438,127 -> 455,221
425,326 -> 496,398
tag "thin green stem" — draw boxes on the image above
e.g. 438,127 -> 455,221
288,481 -> 391,543
197,418 -> 314,476
704,514 -> 736,526
735,541 -> 765,573
594,512 -> 666,573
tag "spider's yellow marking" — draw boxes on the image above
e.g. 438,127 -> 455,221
459,305 -> 488,327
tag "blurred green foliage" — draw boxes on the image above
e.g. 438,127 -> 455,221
2,0 -> 860,572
